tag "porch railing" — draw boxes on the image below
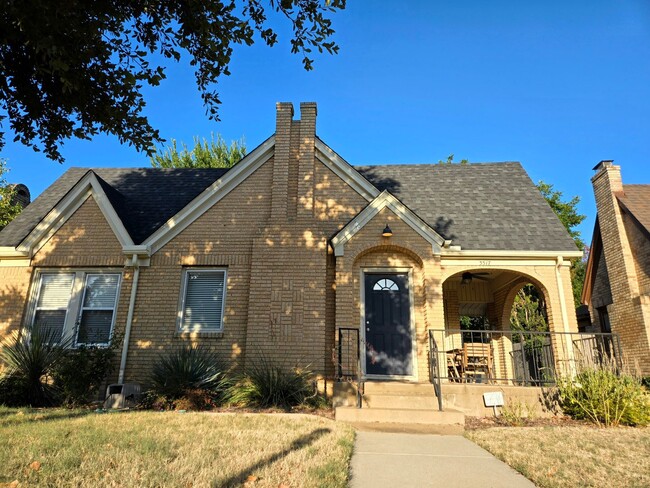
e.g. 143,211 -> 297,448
428,328 -> 622,386
335,327 -> 363,408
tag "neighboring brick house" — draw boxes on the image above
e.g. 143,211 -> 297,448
0,102 -> 583,403
582,161 -> 650,375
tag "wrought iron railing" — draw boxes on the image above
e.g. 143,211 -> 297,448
428,328 -> 622,386
428,332 -> 444,411
335,327 -> 363,408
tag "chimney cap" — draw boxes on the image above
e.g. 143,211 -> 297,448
592,160 -> 614,171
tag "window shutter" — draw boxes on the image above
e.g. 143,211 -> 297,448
181,271 -> 225,331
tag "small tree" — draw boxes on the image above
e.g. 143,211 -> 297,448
0,160 -> 23,230
150,135 -> 246,169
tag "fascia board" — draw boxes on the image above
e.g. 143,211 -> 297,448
441,249 -> 584,259
314,139 -> 379,201
144,136 -> 276,255
16,172 -> 134,256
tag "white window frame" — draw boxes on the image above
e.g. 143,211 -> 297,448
177,268 -> 227,333
27,269 -> 122,347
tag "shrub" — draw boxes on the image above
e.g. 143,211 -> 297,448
51,337 -> 121,406
499,399 -> 538,426
226,357 -> 322,409
147,346 -> 228,410
556,367 -> 650,427
0,328 -> 71,407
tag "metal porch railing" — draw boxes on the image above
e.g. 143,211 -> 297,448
335,327 -> 363,408
428,328 -> 622,387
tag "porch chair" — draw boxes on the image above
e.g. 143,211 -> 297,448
461,342 -> 493,383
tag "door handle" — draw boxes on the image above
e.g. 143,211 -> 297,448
366,327 -> 370,332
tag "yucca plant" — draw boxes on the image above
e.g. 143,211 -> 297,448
148,346 -> 228,403
0,327 -> 72,407
226,356 -> 320,409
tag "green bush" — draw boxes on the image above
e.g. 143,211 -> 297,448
557,367 -> 650,427
226,357 -> 322,409
0,328 -> 71,407
147,346 -> 228,410
51,337 -> 121,406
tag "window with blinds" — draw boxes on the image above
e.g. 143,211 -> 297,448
29,271 -> 121,346
179,269 -> 227,332
76,274 -> 120,345
32,273 -> 75,343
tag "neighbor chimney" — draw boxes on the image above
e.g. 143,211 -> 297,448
298,102 -> 317,219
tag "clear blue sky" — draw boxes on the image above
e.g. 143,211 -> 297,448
2,0 -> 649,245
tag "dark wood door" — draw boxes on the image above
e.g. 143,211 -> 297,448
364,273 -> 412,376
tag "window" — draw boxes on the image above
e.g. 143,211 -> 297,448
179,269 -> 227,332
30,271 -> 121,346
373,278 -> 399,291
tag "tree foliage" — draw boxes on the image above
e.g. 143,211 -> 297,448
0,1 -> 345,162
150,135 -> 246,168
510,285 -> 548,333
0,160 -> 23,230
537,181 -> 586,250
438,154 -> 469,165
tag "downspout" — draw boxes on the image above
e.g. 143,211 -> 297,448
118,254 -> 140,384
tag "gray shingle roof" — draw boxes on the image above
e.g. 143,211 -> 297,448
0,159 -> 578,252
356,162 -> 578,252
0,167 -> 229,246
619,184 -> 650,236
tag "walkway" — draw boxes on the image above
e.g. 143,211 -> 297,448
350,431 -> 535,488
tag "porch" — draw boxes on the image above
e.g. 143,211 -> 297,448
334,327 -> 622,418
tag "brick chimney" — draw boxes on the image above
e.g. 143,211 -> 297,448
271,102 -> 317,221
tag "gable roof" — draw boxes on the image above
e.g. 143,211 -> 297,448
0,167 -> 228,247
1,139 -> 578,255
355,162 -> 578,252
618,184 -> 650,237
331,190 -> 446,256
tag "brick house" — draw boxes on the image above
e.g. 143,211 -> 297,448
0,103 -> 588,416
581,161 -> 650,375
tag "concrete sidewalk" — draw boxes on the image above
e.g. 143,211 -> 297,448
350,431 -> 535,488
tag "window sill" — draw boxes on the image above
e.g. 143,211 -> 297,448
175,330 -> 224,339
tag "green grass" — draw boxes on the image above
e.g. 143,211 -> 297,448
0,406 -> 354,487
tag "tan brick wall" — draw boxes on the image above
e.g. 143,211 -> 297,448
591,165 -> 650,374
623,211 -> 650,295
0,267 -> 33,341
32,197 -> 125,267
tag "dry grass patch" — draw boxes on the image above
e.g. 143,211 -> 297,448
466,426 -> 650,488
0,406 -> 354,487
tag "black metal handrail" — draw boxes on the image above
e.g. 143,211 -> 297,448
428,328 -> 622,387
336,327 -> 363,408
428,331 -> 444,411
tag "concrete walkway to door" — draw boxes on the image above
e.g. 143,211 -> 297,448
350,431 -> 535,488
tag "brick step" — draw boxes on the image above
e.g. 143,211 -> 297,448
361,394 -> 440,410
335,406 -> 465,426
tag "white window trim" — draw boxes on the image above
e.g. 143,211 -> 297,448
177,268 -> 228,333
27,269 -> 122,347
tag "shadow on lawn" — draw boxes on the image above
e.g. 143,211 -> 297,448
0,408 -> 93,427
216,427 -> 332,487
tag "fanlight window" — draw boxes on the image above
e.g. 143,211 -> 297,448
373,279 -> 399,291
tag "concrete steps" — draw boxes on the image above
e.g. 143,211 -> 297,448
334,381 -> 465,427
336,406 -> 465,425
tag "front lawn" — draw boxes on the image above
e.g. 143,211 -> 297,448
466,425 -> 650,488
0,407 -> 354,487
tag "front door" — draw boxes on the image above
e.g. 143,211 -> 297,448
364,273 -> 413,376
